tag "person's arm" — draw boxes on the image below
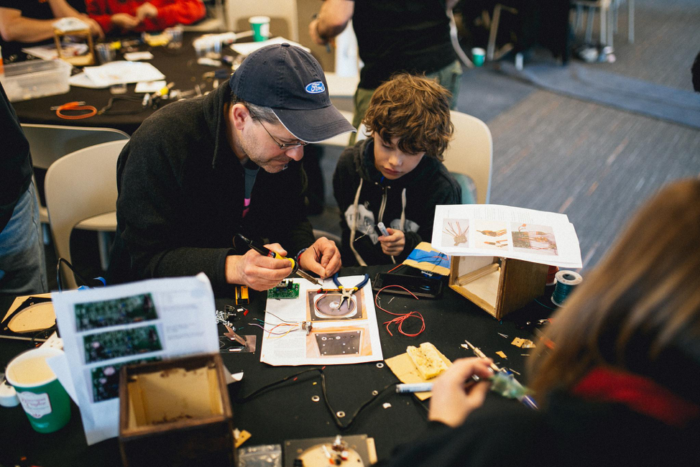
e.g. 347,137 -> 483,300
0,7 -> 59,43
309,0 -> 354,46
139,0 -> 205,28
48,0 -> 104,38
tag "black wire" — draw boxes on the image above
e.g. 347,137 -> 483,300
98,96 -> 147,116
234,368 -> 399,430
56,258 -> 91,292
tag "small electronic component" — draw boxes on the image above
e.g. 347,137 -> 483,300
268,280 -> 300,300
406,342 -> 449,379
234,286 -> 249,305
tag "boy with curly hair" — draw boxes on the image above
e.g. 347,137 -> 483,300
333,73 -> 461,266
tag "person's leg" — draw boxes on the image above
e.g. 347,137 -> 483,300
349,86 -> 376,145
427,60 -> 463,109
0,181 -> 48,295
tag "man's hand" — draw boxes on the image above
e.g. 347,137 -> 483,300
299,237 -> 341,280
308,18 -> 327,46
428,358 -> 494,427
136,2 -> 158,21
80,15 -> 104,39
379,228 -> 405,257
225,243 -> 293,291
111,13 -> 140,30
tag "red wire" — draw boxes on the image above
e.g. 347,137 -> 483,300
386,264 -> 403,274
374,285 -> 425,337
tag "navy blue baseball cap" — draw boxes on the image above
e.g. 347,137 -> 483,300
229,43 -> 355,143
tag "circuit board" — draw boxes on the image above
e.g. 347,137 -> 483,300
83,325 -> 163,363
268,280 -> 299,299
74,293 -> 158,332
90,357 -> 161,402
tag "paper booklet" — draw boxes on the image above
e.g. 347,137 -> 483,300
431,204 -> 583,269
50,274 -> 219,445
260,276 -> 383,366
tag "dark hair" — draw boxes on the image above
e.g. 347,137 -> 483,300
528,179 -> 700,405
362,74 -> 453,160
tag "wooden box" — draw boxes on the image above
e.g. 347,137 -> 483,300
119,354 -> 234,467
449,256 -> 548,320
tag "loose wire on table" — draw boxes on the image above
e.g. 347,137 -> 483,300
374,285 -> 426,337
234,368 -> 398,430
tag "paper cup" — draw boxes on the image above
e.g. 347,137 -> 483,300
249,16 -> 270,42
472,47 -> 485,67
5,348 -> 71,433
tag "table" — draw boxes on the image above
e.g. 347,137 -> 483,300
0,265 -> 554,466
11,33 -> 230,135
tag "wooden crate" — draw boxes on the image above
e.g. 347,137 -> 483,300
119,354 -> 234,467
449,256 -> 548,320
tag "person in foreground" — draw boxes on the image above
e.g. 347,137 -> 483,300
380,179 -> 700,466
108,44 -> 354,293
333,74 -> 460,266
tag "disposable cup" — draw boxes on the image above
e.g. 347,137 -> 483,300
166,25 -> 183,49
5,348 -> 71,433
249,16 -> 270,42
472,47 -> 485,67
95,43 -> 116,64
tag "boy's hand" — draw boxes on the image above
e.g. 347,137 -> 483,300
379,228 -> 405,256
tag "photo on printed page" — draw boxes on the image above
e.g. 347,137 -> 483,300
511,223 -> 559,256
83,324 -> 164,364
306,289 -> 367,322
306,325 -> 372,358
89,357 -> 161,403
474,220 -> 510,251
441,218 -> 470,247
74,293 -> 158,332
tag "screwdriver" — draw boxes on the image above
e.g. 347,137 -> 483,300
235,234 -> 321,286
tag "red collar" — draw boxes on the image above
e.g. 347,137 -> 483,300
572,367 -> 700,427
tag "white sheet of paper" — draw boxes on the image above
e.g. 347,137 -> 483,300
431,204 -> 583,268
82,61 -> 165,87
135,80 -> 166,93
230,37 -> 310,56
46,353 -> 77,403
260,276 -> 383,366
51,274 -> 219,445
124,51 -> 154,61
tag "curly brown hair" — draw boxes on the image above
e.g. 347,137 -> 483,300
363,74 -> 454,161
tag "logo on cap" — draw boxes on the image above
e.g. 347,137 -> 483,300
305,81 -> 326,94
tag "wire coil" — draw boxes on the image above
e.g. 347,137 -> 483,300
551,270 -> 583,307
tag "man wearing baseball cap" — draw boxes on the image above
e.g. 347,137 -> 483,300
108,43 -> 355,293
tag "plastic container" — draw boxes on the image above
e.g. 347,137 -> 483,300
0,59 -> 72,102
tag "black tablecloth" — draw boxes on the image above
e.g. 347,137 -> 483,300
11,33 -> 231,135
0,265 -> 554,466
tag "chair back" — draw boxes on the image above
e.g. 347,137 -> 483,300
45,140 -> 127,290
22,124 -> 129,170
442,110 -> 493,204
226,0 -> 299,42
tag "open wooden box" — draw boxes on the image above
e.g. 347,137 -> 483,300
449,256 -> 548,319
119,354 -> 234,467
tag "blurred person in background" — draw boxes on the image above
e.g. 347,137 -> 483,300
86,0 -> 204,34
0,0 -> 103,62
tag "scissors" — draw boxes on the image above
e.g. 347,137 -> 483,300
332,273 -> 370,310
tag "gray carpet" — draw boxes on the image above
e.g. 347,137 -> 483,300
499,62 -> 700,129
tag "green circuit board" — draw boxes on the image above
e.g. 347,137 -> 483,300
268,281 -> 300,299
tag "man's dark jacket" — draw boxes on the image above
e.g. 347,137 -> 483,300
108,83 -> 314,292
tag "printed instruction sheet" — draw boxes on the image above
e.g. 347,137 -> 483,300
432,204 -> 583,269
51,274 -> 219,445
260,276 -> 383,366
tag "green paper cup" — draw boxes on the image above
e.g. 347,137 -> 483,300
5,347 -> 71,433
472,47 -> 485,67
249,16 -> 270,42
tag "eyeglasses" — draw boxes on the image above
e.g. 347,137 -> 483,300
256,119 -> 308,150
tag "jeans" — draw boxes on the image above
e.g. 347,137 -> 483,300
0,181 -> 48,294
